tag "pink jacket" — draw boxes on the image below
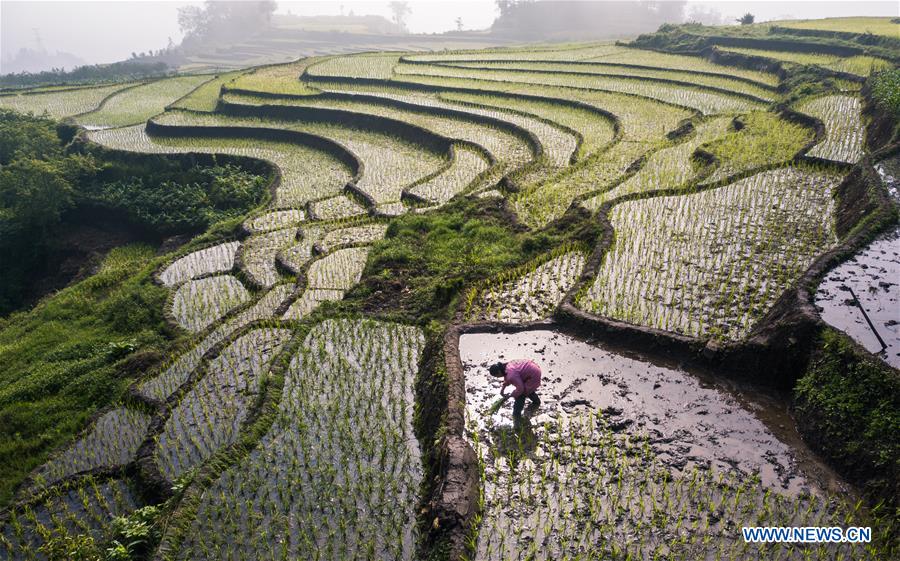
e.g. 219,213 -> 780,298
502,359 -> 542,398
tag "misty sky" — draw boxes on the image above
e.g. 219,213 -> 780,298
2,0 -> 897,71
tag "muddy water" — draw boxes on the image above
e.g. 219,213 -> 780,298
815,154 -> 900,368
461,328 -> 846,495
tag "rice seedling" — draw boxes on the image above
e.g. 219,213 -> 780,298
359,90 -> 578,167
0,82 -> 136,119
437,91 -> 617,159
171,70 -> 248,112
159,242 -> 241,287
716,47 -> 892,77
461,328 -> 896,560
465,246 -> 587,322
579,46 -> 781,86
170,275 -> 252,333
26,408 -> 152,494
228,58 -> 322,95
408,144 -> 490,204
305,246 -> 370,290
796,95 -> 866,164
285,77 -> 692,144
308,195 -> 369,220
223,91 -> 533,169
583,116 -> 733,209
513,140 -> 654,227
151,110 -> 448,206
579,166 -> 841,340
282,288 -> 347,320
306,53 -> 402,80
697,112 -> 815,185
76,75 -> 212,127
394,62 -> 762,114
238,228 -> 299,288
439,60 -> 776,101
1,477 -> 142,561
175,319 -> 424,561
155,328 -> 293,482
404,43 -> 626,64
317,223 -> 388,252
139,284 -> 295,401
86,125 -> 353,208
774,16 -> 899,38
243,209 -> 305,234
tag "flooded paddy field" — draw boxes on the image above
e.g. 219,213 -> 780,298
460,328 -> 883,560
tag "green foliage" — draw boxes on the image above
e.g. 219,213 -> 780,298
38,533 -> 102,561
0,245 -> 174,506
795,329 -> 900,497
106,506 -> 162,560
80,164 -> 265,234
871,69 -> 900,118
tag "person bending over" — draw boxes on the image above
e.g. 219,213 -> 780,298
489,359 -> 542,420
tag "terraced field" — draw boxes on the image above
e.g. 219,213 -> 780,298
1,29 -> 896,561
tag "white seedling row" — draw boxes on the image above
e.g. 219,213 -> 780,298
152,109 -> 448,207
580,167 -> 840,340
306,54 -> 402,80
798,95 -> 865,164
86,125 -> 352,208
584,116 -> 732,209
283,288 -> 347,320
0,83 -> 134,119
317,224 -> 388,252
226,91 -> 531,170
176,319 -> 424,561
1,478 -> 141,561
26,407 -> 152,494
309,194 -> 369,220
243,209 -> 305,234
340,90 -> 577,167
405,45 -> 627,64
159,242 -> 241,287
306,247 -> 371,291
76,75 -> 212,128
170,275 -> 252,333
443,60 -> 775,102
439,91 -> 617,159
139,283 -> 295,402
394,63 -> 760,115
409,145 -> 490,204
513,140 -> 653,228
469,251 -> 587,323
155,328 -> 293,483
238,227 -> 299,288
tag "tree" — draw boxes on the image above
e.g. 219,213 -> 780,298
389,1 -> 412,32
737,13 -> 755,25
455,17 -> 464,31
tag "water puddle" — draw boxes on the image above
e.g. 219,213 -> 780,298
461,328 -> 844,495
815,227 -> 900,368
815,154 -> 900,368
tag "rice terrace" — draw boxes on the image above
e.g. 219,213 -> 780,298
0,2 -> 898,560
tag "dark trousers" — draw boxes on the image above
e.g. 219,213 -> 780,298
513,392 -> 541,418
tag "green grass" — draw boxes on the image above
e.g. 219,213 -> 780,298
0,245 -> 178,505
718,47 -> 892,77
171,71 -> 247,112
795,329 -> 900,500
775,17 -> 900,38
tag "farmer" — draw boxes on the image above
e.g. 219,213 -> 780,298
489,359 -> 542,420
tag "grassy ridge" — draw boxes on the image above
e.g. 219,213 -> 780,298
0,245 -> 173,505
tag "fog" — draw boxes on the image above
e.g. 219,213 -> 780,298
2,0 -> 897,74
